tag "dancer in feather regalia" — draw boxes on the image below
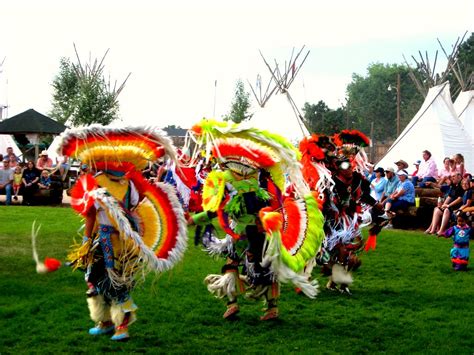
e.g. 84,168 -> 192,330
59,125 -> 187,341
187,119 -> 325,320
300,130 -> 384,295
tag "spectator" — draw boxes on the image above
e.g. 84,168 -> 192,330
0,158 -> 14,205
413,150 -> 438,188
364,163 -> 376,183
451,153 -> 466,177
430,157 -> 452,190
12,166 -> 23,201
370,167 -> 387,201
8,154 -> 19,169
5,147 -> 20,163
36,150 -> 53,171
380,167 -> 399,204
411,160 -> 421,178
394,159 -> 409,173
380,169 -> 415,219
54,155 -> 70,181
425,172 -> 463,236
22,160 -> 41,206
38,170 -> 52,190
454,178 -> 473,216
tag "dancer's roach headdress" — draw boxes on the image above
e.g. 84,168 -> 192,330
332,129 -> 371,173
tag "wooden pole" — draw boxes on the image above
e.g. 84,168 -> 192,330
396,73 -> 401,137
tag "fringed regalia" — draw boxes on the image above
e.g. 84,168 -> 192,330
59,125 -> 187,340
187,119 -> 325,320
300,130 -> 383,295
444,222 -> 472,271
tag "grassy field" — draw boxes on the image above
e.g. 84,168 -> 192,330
0,206 -> 473,354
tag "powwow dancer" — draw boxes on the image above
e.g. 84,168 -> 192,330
301,130 -> 383,295
187,119 -> 324,320
60,126 -> 187,341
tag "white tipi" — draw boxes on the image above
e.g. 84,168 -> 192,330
0,134 -> 21,157
454,90 -> 474,150
247,47 -> 309,143
377,82 -> 473,173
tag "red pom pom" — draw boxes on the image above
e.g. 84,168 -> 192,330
44,257 -> 62,272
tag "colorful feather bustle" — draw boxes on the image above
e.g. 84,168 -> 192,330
58,125 -> 177,173
299,134 -> 335,196
60,125 -> 187,276
332,129 -> 371,173
186,119 -> 308,197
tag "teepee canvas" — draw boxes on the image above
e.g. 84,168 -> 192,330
377,82 -> 473,173
454,90 -> 474,149
0,134 -> 21,158
247,47 -> 310,143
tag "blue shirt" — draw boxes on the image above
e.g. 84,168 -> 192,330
397,179 -> 415,203
384,175 -> 399,197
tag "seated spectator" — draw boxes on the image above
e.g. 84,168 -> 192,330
12,166 -> 23,201
364,163 -> 376,183
425,172 -> 463,236
412,150 -> 438,188
411,160 -> 421,178
381,169 -> 415,219
430,157 -> 452,192
455,177 -> 473,216
451,153 -> 465,177
8,154 -> 19,169
36,150 -> 53,171
370,167 -> 387,201
53,155 -> 70,181
22,160 -> 41,206
5,147 -> 20,163
394,159 -> 409,173
379,167 -> 399,204
0,158 -> 14,205
38,170 -> 52,190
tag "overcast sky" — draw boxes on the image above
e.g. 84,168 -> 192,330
0,0 -> 472,129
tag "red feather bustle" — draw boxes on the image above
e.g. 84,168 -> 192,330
280,199 -> 302,251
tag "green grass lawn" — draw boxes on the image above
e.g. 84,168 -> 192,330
0,206 -> 473,354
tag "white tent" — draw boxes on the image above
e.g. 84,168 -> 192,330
0,134 -> 21,158
46,134 -> 62,163
454,90 -> 474,149
247,91 -> 309,143
377,82 -> 473,173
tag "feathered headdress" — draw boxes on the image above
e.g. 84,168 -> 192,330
332,129 -> 371,174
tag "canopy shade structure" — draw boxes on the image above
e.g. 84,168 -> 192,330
377,82 -> 473,173
0,109 -> 67,134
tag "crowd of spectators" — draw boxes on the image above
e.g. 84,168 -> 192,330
0,148 -> 68,205
368,149 -> 473,231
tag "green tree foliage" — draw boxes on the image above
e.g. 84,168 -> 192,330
346,63 -> 423,142
50,51 -> 128,127
223,79 -> 253,123
50,58 -> 79,125
302,101 -> 345,135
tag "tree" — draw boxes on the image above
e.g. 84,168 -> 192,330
50,46 -> 130,126
223,79 -> 253,123
346,63 -> 423,142
449,32 -> 474,97
302,100 -> 345,135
